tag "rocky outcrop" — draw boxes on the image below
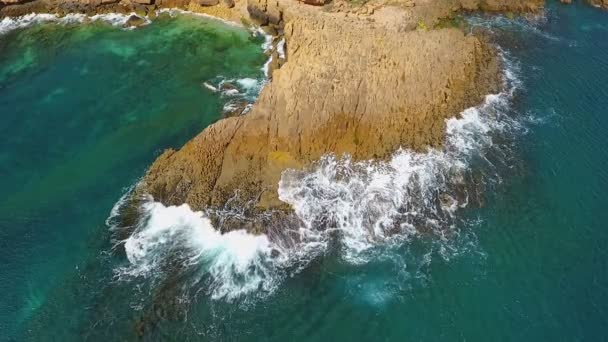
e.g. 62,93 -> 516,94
587,0 -> 608,9
140,0 -> 504,214
0,0 -> 557,232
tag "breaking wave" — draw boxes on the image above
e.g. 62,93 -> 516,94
110,52 -> 525,303
116,202 -> 282,300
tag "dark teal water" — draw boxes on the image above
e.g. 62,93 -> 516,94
2,2 -> 608,341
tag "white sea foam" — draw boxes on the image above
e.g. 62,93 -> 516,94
278,95 -> 506,263
119,202 -> 286,300
236,77 -> 259,90
1,13 -> 58,35
113,52 -> 523,301
253,27 -> 274,52
0,12 -> 147,36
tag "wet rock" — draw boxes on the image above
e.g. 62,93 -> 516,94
126,14 -> 146,27
220,82 -> 238,91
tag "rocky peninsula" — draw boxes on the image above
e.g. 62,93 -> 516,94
2,0 -> 604,233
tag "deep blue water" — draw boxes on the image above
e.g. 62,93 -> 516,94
1,2 -> 608,341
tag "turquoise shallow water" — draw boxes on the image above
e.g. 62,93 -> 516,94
0,14 -> 266,340
2,2 -> 608,341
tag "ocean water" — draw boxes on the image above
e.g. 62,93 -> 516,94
0,13 -> 267,340
1,2 -> 608,341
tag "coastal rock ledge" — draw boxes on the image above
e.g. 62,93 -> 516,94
139,0 -> 541,218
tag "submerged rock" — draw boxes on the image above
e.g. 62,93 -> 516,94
125,14 -> 145,27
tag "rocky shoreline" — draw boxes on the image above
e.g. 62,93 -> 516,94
1,0 -> 604,234
137,0 -> 530,220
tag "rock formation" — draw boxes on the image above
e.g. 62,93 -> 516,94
140,0 -> 515,214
